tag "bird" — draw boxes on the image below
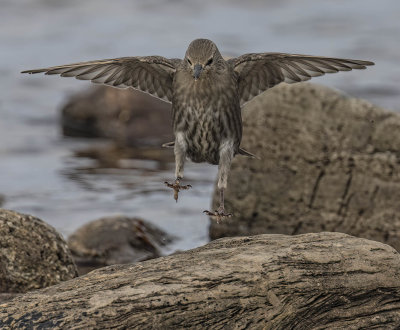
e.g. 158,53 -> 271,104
22,38 -> 374,221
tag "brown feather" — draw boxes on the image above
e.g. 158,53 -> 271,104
228,53 -> 374,105
21,57 -> 180,103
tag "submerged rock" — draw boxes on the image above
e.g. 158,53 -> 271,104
0,209 -> 78,293
61,86 -> 173,147
1,232 -> 400,328
209,83 -> 400,251
67,215 -> 173,274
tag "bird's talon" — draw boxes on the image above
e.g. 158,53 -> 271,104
165,180 -> 192,202
203,209 -> 232,223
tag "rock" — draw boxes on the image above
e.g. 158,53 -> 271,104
0,195 -> 4,206
209,83 -> 400,251
0,209 -> 78,293
61,86 -> 173,147
67,216 -> 173,275
0,293 -> 20,303
1,232 -> 400,329
73,143 -> 174,169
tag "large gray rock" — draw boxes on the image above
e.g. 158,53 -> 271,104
0,209 -> 78,293
1,232 -> 400,329
62,86 -> 173,147
210,83 -> 400,251
67,215 -> 173,275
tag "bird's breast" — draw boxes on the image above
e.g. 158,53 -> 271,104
176,104 -> 219,164
172,101 -> 241,165
172,73 -> 242,164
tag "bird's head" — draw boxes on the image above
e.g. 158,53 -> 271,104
184,39 -> 222,81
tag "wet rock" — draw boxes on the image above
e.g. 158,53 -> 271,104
61,86 -> 173,147
73,143 -> 174,169
0,209 -> 78,293
209,83 -> 400,251
1,232 -> 400,329
67,215 -> 173,275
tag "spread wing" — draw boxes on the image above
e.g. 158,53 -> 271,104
22,56 -> 182,103
227,53 -> 374,106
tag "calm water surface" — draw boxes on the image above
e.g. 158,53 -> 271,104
0,0 -> 399,253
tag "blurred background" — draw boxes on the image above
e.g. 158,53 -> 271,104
1,0 -> 399,253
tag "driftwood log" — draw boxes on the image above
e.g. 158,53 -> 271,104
1,232 -> 400,329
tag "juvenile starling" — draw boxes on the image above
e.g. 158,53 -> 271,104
22,38 -> 374,221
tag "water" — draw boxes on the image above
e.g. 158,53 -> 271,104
1,0 -> 399,253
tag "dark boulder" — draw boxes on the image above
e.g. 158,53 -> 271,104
0,209 -> 78,293
67,215 -> 173,274
61,86 -> 173,147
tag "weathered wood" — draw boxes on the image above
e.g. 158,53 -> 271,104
1,232 -> 400,329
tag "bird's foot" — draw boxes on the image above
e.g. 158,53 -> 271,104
203,206 -> 232,223
164,180 -> 192,202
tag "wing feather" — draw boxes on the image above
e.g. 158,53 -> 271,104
228,53 -> 374,105
22,57 -> 181,103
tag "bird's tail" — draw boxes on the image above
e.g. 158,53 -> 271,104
238,148 -> 259,159
162,141 -> 175,148
162,142 -> 259,159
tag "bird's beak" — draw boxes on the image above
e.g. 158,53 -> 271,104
193,64 -> 203,80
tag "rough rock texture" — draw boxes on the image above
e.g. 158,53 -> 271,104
62,86 -> 173,146
1,232 -> 400,329
210,83 -> 400,250
0,293 -> 20,303
67,216 -> 173,275
0,209 -> 78,293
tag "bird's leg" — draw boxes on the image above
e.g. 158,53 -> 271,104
164,134 -> 192,202
204,141 -> 233,222
217,188 -> 227,214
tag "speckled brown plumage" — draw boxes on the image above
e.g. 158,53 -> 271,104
22,38 -> 374,220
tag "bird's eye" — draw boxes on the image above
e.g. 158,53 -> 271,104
206,58 -> 213,66
186,58 -> 192,65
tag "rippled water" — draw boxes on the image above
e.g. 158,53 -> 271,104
1,0 -> 399,252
